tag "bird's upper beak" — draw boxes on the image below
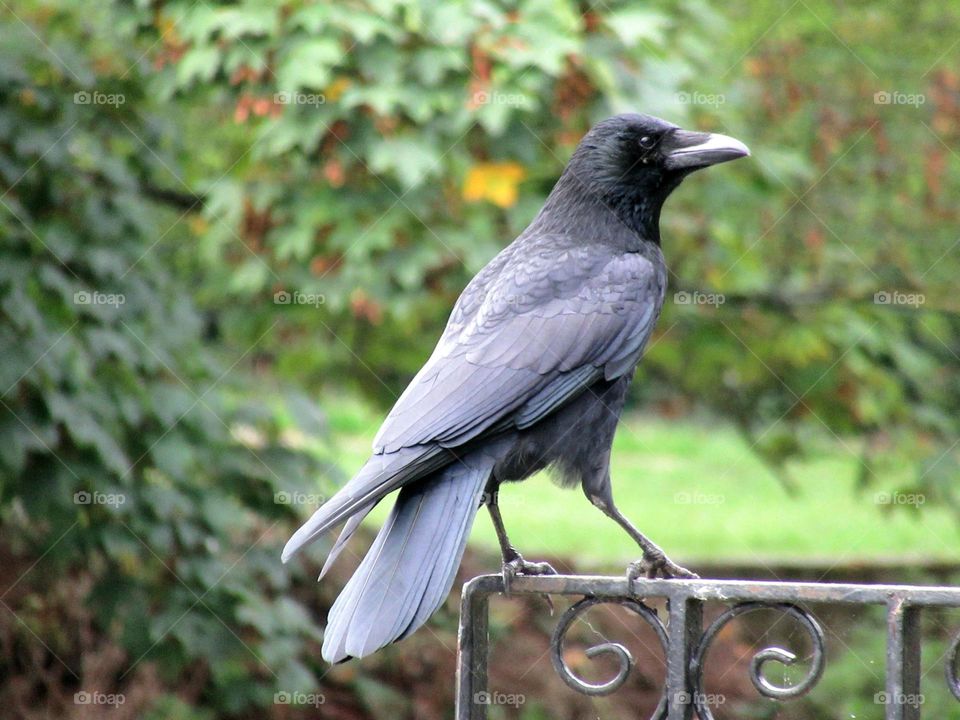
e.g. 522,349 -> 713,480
663,129 -> 750,171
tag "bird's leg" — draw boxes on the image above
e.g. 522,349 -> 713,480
485,489 -> 556,594
588,491 -> 698,580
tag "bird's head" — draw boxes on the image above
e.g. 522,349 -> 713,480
559,113 -> 749,240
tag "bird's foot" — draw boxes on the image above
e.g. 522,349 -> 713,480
501,553 -> 557,594
627,549 -> 698,581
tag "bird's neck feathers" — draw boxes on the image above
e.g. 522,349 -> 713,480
534,162 -> 681,249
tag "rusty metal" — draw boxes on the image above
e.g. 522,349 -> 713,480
455,573 -> 960,719
550,595 -> 667,702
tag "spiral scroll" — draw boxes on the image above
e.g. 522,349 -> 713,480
549,596 -> 668,716
946,631 -> 960,701
690,602 -> 825,720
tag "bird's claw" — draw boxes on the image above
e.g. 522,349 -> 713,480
501,555 -> 557,594
501,554 -> 557,614
626,551 -> 698,581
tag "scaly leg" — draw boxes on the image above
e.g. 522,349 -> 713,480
588,491 -> 698,580
485,489 -> 556,592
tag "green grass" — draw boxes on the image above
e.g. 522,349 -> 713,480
323,394 -> 960,568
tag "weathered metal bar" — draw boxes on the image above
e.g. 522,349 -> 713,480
456,576 -> 490,720
492,574 -> 960,606
885,598 -> 922,720
455,574 -> 960,720
664,596 -> 701,720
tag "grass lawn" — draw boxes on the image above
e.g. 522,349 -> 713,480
320,394 -> 960,569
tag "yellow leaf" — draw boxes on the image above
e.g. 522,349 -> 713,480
189,215 -> 209,236
463,162 -> 527,208
324,77 -> 352,103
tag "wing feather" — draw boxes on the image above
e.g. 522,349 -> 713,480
373,238 -> 664,454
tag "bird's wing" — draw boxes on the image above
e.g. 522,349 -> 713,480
282,237 -> 664,561
373,236 -> 665,454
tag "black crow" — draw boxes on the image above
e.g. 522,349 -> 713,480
282,113 -> 749,663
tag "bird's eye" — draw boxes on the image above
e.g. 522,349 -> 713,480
639,135 -> 656,149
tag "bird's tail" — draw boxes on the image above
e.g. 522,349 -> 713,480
320,449 -> 495,663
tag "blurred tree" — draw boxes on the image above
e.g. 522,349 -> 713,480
140,0 -> 713,392
0,4 -> 337,717
3,1 -> 960,717
657,2 -> 960,503
133,0 -> 960,507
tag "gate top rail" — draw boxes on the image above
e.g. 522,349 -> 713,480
463,573 -> 960,606
456,573 -> 960,720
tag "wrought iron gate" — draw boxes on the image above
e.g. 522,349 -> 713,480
455,573 -> 960,719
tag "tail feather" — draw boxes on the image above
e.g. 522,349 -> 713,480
281,445 -> 447,563
321,450 -> 494,663
401,476 -> 481,639
318,502 -> 373,580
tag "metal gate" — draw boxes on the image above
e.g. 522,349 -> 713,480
455,573 -> 960,719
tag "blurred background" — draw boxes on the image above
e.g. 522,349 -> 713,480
2,1 -> 960,718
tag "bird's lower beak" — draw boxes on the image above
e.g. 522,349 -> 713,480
664,130 -> 750,171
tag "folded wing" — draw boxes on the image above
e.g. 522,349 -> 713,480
282,237 -> 664,562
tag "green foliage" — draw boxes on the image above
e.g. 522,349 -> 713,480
144,0 -> 713,396
130,0 -> 960,507
809,604 -> 960,719
3,0 -> 960,717
652,1 -> 960,499
0,6 -> 335,717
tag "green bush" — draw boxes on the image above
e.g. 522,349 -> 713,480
2,1 -> 960,718
139,0 -> 960,503
0,8 -> 335,717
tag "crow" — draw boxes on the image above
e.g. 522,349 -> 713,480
282,113 -> 749,663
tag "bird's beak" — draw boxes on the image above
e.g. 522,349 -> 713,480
664,129 -> 750,171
